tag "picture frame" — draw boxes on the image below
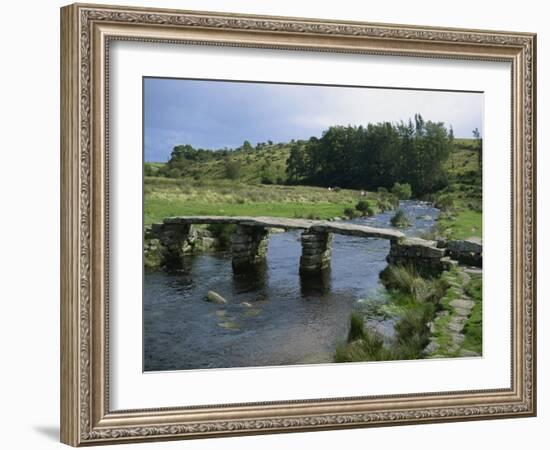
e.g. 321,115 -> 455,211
60,2 -> 536,446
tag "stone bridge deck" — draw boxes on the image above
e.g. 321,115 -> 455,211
163,216 -> 405,240
155,215 -> 450,274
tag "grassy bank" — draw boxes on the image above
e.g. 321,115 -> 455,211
335,265 -> 445,362
334,265 -> 482,363
432,143 -> 482,240
144,177 -> 384,226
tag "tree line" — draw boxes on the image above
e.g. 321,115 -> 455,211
286,114 -> 454,196
158,114 -> 463,196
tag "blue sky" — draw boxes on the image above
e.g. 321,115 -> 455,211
144,78 -> 483,162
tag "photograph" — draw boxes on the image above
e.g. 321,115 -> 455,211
142,78 -> 484,372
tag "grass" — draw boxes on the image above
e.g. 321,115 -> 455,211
390,209 -> 410,228
144,177 -> 381,226
462,274 -> 483,353
433,142 -> 482,240
146,143 -> 291,184
335,265 -> 446,363
428,268 -> 482,357
437,209 -> 482,240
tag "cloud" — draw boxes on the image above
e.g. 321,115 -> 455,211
144,78 -> 483,161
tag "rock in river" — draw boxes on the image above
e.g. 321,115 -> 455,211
206,290 -> 227,304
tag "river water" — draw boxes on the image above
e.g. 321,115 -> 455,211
144,200 -> 439,371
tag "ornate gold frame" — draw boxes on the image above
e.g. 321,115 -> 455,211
60,3 -> 537,446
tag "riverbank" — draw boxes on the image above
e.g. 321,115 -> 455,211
432,145 -> 482,240
335,264 -> 482,363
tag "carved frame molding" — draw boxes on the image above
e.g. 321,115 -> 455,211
60,3 -> 536,446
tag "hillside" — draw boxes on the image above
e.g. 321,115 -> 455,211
145,143 -> 292,185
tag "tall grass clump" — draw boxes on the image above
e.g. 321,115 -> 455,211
348,312 -> 366,342
335,326 -> 396,363
390,209 -> 410,227
335,265 -> 448,364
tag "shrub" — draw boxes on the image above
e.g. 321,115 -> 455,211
390,209 -> 410,227
343,207 -> 357,218
224,159 -> 241,180
355,200 -> 375,216
391,182 -> 412,200
434,193 -> 455,211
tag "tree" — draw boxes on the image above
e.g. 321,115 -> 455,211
286,142 -> 308,183
284,116 -> 453,196
242,140 -> 253,152
473,128 -> 482,173
391,182 -> 412,200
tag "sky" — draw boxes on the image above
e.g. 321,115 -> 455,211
144,78 -> 483,162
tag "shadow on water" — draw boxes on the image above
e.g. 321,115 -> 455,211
144,200 -> 439,371
232,263 -> 268,294
300,269 -> 332,297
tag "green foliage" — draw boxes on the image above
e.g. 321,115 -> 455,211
335,265 -> 452,363
463,275 -> 483,353
335,327 -> 396,363
348,312 -> 366,342
390,209 -> 410,228
382,264 -> 445,302
391,182 -> 412,200
434,193 -> 455,211
224,159 -> 241,180
286,114 -> 453,196
355,200 -> 374,216
343,207 -> 357,219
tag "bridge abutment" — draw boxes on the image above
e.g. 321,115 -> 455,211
386,237 -> 447,276
231,225 -> 269,271
299,231 -> 332,274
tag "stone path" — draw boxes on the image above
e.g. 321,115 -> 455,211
425,269 -> 480,358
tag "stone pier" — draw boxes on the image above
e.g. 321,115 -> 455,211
299,231 -> 332,274
156,223 -> 190,270
231,225 -> 269,271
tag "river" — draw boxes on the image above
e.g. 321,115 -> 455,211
144,200 -> 439,371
